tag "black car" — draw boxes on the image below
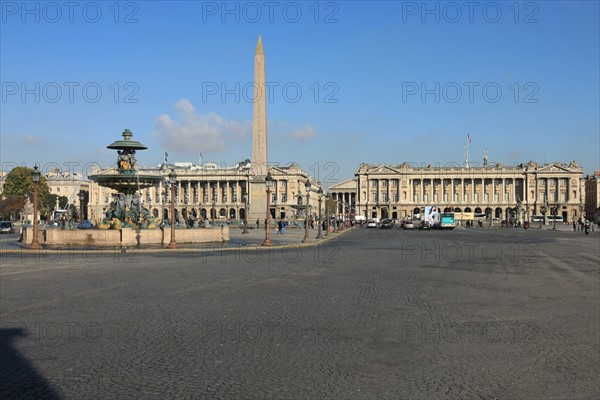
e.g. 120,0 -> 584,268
380,219 -> 394,229
419,221 -> 431,230
0,221 -> 15,234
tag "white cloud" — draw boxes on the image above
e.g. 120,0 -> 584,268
286,124 -> 317,142
152,99 -> 251,154
20,134 -> 41,145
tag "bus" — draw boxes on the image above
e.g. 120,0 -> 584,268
547,215 -> 564,222
532,215 -> 544,222
440,213 -> 456,229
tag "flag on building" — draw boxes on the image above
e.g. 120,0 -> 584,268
164,152 -> 168,162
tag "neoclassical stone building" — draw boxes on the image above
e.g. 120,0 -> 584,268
330,161 -> 585,223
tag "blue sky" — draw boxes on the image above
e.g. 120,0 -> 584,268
1,1 -> 598,188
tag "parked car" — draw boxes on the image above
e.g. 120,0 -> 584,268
366,219 -> 377,228
419,221 -> 431,230
0,221 -> 15,234
77,220 -> 94,229
380,218 -> 393,229
403,221 -> 414,229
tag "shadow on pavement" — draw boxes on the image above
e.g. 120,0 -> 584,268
0,328 -> 61,400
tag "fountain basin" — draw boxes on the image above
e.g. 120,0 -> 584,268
89,174 -> 163,194
22,226 -> 230,247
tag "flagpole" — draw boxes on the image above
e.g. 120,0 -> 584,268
464,134 -> 470,168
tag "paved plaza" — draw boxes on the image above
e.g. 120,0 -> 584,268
1,227 -> 599,399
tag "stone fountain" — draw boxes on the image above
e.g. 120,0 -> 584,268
90,129 -> 163,229
22,128 -> 230,247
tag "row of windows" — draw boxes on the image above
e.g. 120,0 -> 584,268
370,180 -> 399,187
167,180 -> 289,189
538,179 -> 569,186
370,178 -> 572,185
366,192 -> 574,203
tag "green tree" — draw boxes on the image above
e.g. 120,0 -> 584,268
0,194 -> 26,220
325,196 -> 337,215
2,166 -> 52,217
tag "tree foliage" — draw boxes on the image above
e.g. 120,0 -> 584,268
0,194 -> 26,220
2,166 -> 52,216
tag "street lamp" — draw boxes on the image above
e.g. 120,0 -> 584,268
211,197 -> 216,223
553,204 -> 558,231
29,165 -> 41,250
262,172 -> 274,246
78,190 -> 85,224
540,194 -> 547,229
316,187 -> 323,239
516,196 -> 521,227
302,179 -> 311,243
533,168 -> 538,216
324,192 -> 330,237
242,193 -> 249,234
332,198 -> 338,232
338,200 -> 345,232
524,166 -> 529,224
167,169 -> 178,249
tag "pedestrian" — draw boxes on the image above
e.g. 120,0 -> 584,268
277,220 -> 282,234
256,219 -> 260,229
572,220 -> 576,231
281,220 -> 286,235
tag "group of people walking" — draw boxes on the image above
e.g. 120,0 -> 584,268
572,219 -> 593,233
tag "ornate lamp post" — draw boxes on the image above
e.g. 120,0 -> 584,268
211,198 -> 216,223
78,190 -> 85,224
316,187 -> 323,239
533,167 -> 538,216
332,198 -> 338,233
262,172 -> 274,246
242,193 -> 249,234
516,197 -> 521,227
523,166 -> 529,224
553,204 -> 558,231
167,169 -> 178,249
324,192 -> 330,237
302,179 -> 311,243
539,195 -> 547,229
338,200 -> 345,232
29,165 -> 41,250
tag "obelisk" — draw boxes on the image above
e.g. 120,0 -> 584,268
252,35 -> 268,177
249,36 -> 269,221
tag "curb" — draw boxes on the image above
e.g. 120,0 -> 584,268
0,228 -> 356,255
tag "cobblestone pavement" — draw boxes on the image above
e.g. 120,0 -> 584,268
1,228 -> 598,399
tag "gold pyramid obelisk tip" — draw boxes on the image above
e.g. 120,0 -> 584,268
256,35 -> 264,54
